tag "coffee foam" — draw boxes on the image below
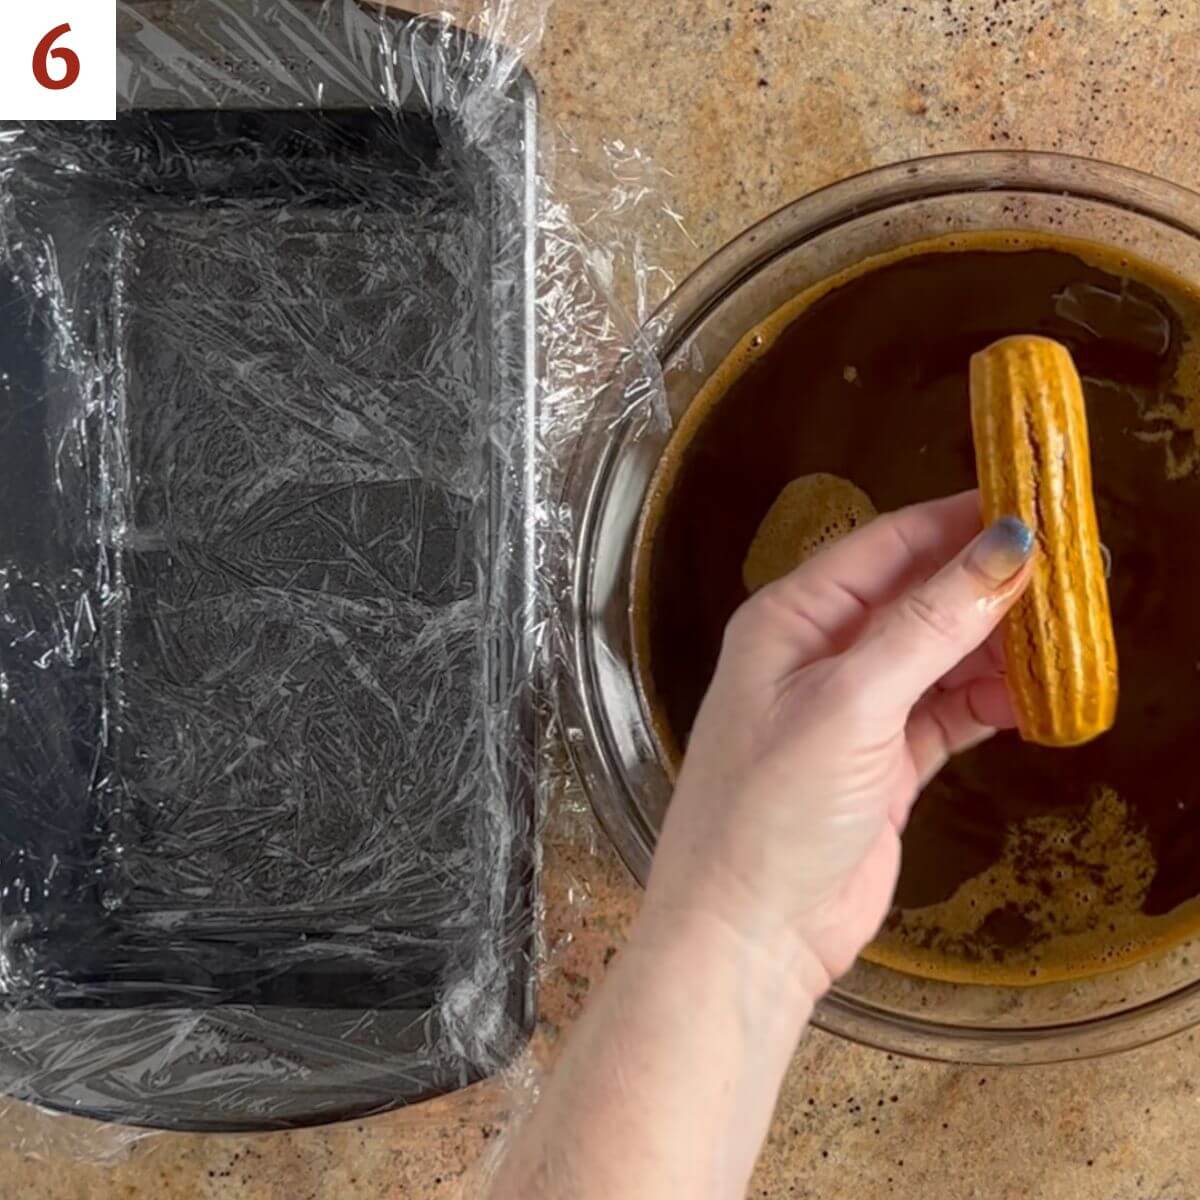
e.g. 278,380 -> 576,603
866,786 -> 1200,985
741,474 -> 877,592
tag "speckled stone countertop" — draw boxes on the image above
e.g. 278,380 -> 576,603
10,2 -> 1200,1196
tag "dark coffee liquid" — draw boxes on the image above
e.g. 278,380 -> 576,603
633,232 -> 1200,984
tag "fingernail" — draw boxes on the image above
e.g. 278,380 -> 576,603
967,516 -> 1036,584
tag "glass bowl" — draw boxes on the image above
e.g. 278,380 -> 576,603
560,151 -> 1200,1064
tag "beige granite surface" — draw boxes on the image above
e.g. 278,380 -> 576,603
10,1 -> 1200,1196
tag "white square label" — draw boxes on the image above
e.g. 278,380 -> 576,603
0,2 -> 116,120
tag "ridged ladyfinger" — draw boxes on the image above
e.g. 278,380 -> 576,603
969,335 -> 1118,747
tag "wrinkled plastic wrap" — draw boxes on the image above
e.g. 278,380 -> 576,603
0,0 -> 686,1166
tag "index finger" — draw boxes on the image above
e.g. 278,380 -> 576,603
737,490 -> 983,674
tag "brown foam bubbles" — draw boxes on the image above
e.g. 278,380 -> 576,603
867,786 -> 1200,985
741,474 -> 877,593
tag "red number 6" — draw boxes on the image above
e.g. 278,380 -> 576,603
33,23 -> 81,91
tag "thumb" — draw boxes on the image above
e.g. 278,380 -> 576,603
844,515 -> 1036,710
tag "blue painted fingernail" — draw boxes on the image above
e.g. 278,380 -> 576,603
968,516 -> 1036,584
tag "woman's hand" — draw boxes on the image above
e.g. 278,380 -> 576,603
490,489 -> 1034,1200
643,490 -> 1035,997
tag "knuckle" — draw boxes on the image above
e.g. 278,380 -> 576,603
817,659 -> 872,720
901,587 -> 960,644
725,584 -> 798,644
721,596 -> 765,652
